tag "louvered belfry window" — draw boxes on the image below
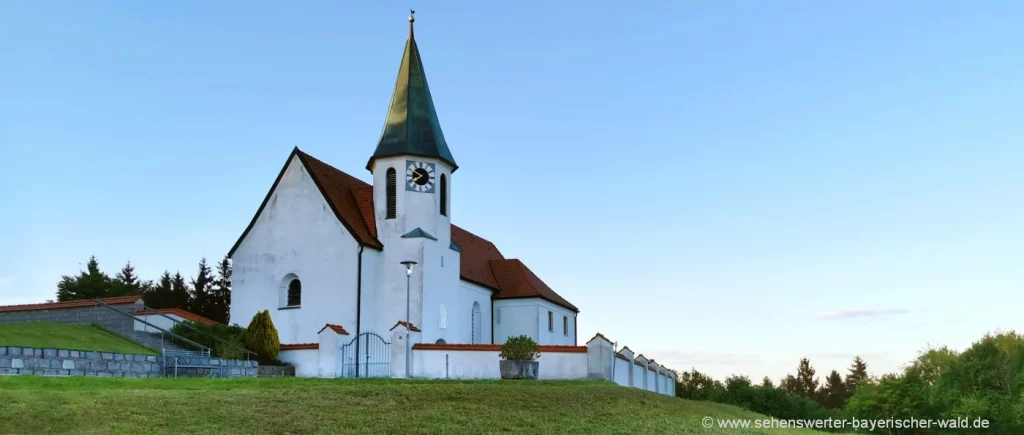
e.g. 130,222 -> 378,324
386,168 -> 397,219
440,174 -> 448,216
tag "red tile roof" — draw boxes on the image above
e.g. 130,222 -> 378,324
0,296 -> 141,313
490,259 -> 579,312
412,343 -> 587,353
317,323 -> 350,335
296,151 -> 384,249
134,308 -> 222,326
227,148 -> 578,312
586,332 -> 614,345
451,225 -> 504,290
390,321 -> 422,332
280,343 -> 318,350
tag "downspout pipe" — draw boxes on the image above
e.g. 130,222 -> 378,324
355,244 -> 364,377
574,313 -> 578,346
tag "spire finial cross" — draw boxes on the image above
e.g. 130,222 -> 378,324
409,9 -> 415,23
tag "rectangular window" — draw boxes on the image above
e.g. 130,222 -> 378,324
496,307 -> 500,324
563,316 -> 568,336
548,311 -> 553,332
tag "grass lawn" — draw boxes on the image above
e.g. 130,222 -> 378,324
0,322 -> 157,355
0,377 -> 830,434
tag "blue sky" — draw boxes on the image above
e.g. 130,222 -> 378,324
2,1 -> 1022,382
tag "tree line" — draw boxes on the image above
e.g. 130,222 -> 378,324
677,331 -> 1024,433
56,255 -> 232,324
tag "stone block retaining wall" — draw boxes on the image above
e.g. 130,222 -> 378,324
0,346 -> 257,378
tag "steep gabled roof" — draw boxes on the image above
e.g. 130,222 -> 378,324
490,259 -> 579,312
297,151 -> 384,249
227,148 -> 577,312
227,148 -> 384,257
451,225 -> 503,290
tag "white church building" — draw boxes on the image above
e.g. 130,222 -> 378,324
227,15 -> 581,378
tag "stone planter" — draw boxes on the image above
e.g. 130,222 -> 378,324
500,360 -> 539,380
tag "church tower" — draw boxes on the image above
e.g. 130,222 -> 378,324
368,11 -> 455,244
368,12 -> 458,340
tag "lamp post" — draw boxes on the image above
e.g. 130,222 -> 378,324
400,260 -> 417,378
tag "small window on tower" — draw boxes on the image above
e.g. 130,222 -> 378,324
548,311 -> 553,332
563,316 -> 568,336
386,168 -> 397,219
440,174 -> 448,216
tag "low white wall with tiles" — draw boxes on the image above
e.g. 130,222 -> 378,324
412,348 -> 588,380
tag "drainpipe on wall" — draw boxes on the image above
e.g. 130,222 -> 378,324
355,244 -> 364,378
611,341 -> 617,383
573,313 -> 578,346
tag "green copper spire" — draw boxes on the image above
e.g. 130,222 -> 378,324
367,11 -> 458,172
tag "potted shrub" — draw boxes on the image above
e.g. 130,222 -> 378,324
499,335 -> 540,380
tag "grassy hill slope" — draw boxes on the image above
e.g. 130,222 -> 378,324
0,322 -> 156,355
0,377 -> 827,434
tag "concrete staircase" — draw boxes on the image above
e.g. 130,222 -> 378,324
124,331 -> 190,353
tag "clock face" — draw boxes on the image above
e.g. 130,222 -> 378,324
405,160 -> 436,193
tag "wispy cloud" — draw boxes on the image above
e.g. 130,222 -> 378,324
817,308 -> 912,320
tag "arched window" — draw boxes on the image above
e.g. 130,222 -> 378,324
439,174 -> 447,216
287,278 -> 301,306
471,302 -> 482,344
435,339 -> 446,345
438,304 -> 447,329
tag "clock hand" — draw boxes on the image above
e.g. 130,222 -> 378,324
412,171 -> 422,182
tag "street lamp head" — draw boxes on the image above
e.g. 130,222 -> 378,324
400,260 -> 417,276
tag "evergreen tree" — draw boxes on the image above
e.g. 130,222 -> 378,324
790,358 -> 819,399
209,256 -> 232,324
189,258 -> 214,319
56,256 -> 113,301
246,310 -> 280,363
819,370 -> 849,409
780,374 -> 798,392
846,356 -> 869,390
761,377 -> 774,388
112,261 -> 141,296
144,271 -> 175,308
170,271 -> 191,309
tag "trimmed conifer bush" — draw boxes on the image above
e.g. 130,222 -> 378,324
245,310 -> 280,362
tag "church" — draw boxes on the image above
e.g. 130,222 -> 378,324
227,14 -> 579,376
